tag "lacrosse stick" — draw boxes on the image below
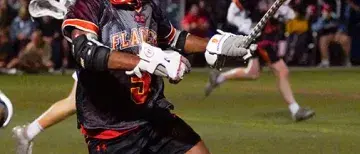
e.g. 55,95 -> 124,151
28,0 -> 75,20
214,0 -> 289,70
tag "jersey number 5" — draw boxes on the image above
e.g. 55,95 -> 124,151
130,73 -> 151,104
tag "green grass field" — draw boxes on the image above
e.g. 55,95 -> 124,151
1,68 -> 360,154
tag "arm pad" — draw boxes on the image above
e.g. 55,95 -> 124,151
170,30 -> 189,55
72,34 -> 110,71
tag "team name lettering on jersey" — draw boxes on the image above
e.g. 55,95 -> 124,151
111,27 -> 157,50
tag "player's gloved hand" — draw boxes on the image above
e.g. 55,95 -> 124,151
205,30 -> 257,66
163,50 -> 191,84
126,43 -> 191,81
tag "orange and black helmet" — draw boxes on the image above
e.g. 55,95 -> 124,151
233,0 -> 245,10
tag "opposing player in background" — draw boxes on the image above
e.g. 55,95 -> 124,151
0,91 -> 13,128
205,0 -> 315,122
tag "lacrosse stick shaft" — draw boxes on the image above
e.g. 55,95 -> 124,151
243,0 -> 287,47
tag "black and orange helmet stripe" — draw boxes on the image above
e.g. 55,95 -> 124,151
233,0 -> 244,11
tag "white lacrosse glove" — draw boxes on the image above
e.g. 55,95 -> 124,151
163,50 -> 191,84
205,30 -> 257,66
126,43 -> 191,81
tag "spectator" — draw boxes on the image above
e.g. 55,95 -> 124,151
182,4 -> 210,38
38,16 -> 60,43
10,6 -> 37,52
0,30 -> 13,68
38,16 -> 68,69
198,0 -> 208,16
182,3 -> 211,67
285,8 -> 314,65
306,5 -> 318,22
312,3 -> 352,67
7,30 -> 53,73
0,0 -> 17,29
198,0 -> 216,34
286,12 -> 309,35
7,0 -> 28,11
346,0 -> 360,64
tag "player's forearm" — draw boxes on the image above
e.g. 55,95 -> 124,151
108,52 -> 140,70
184,34 -> 209,54
71,29 -> 139,71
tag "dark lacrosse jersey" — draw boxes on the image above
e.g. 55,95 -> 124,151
62,0 -> 177,131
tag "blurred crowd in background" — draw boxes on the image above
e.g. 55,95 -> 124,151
182,0 -> 360,67
1,0 -> 360,74
0,0 -> 67,74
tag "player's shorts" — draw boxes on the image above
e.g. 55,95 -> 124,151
252,40 -> 281,64
85,110 -> 201,154
318,27 -> 338,36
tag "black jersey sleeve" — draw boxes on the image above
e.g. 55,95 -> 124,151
151,0 -> 177,48
62,0 -> 102,41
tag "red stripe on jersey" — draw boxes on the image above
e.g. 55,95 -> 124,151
167,26 -> 177,43
80,125 -> 138,140
62,19 -> 99,36
110,0 -> 134,5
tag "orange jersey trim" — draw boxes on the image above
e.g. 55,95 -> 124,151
159,24 -> 176,44
62,19 -> 99,41
258,48 -> 271,64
